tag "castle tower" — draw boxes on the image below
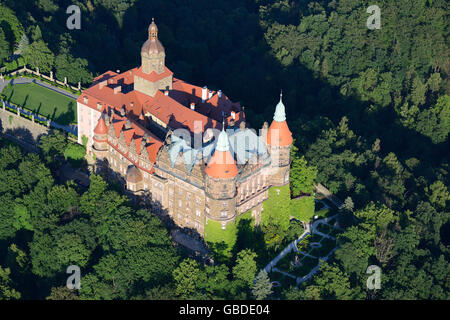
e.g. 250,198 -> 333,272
141,18 -> 165,74
92,114 -> 109,159
134,18 -> 173,97
205,128 -> 238,229
266,92 -> 293,186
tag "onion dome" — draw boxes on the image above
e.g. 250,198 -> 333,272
126,165 -> 143,183
266,92 -> 293,147
94,116 -> 108,135
205,129 -> 238,179
141,18 -> 165,55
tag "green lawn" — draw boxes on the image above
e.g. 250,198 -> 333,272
204,210 -> 253,260
1,82 -> 77,125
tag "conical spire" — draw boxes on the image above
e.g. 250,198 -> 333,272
94,114 -> 108,135
216,127 -> 230,152
266,91 -> 293,147
273,91 -> 286,122
205,127 -> 238,178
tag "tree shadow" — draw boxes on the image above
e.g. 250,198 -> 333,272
4,127 -> 35,145
55,100 -> 76,126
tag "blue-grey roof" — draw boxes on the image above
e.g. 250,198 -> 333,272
166,127 -> 269,174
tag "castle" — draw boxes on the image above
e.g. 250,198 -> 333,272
76,19 -> 293,238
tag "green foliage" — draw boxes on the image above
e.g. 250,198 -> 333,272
261,185 -> 291,249
426,181 -> 450,209
252,270 -> 272,300
46,286 -> 78,300
64,142 -> 86,167
38,130 -> 68,163
173,259 -> 205,298
0,266 -> 20,300
205,210 -> 253,261
232,249 -> 258,287
22,40 -> 54,73
290,151 -> 318,195
311,262 -> 358,300
55,54 -> 93,85
0,28 -> 10,61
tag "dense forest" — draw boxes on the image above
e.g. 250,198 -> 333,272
0,0 -> 449,300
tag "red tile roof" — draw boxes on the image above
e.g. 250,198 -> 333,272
94,116 -> 108,135
80,66 -> 242,175
266,120 -> 293,147
205,150 -> 238,179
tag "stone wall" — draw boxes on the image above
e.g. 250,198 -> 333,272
0,106 -> 50,145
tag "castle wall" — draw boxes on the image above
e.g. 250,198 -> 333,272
77,101 -> 101,151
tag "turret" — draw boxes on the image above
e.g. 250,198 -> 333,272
134,18 -> 173,97
92,114 -> 109,159
205,128 -> 238,229
141,18 -> 165,74
266,92 -> 293,186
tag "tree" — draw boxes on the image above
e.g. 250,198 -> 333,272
290,155 -> 318,196
80,174 -> 108,216
22,40 -> 54,73
38,131 -> 68,164
0,28 -> 10,61
343,197 -> 354,212
55,53 -> 93,85
354,203 -> 397,231
0,266 -> 20,300
172,259 -> 205,298
46,286 -> 78,300
15,33 -> 28,55
232,249 -> 258,287
426,181 -> 449,209
314,263 -> 356,299
252,270 -> 272,300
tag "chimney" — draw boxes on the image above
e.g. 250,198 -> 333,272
99,80 -> 107,89
231,111 -> 236,120
83,96 -> 88,104
113,86 -> 121,94
208,90 -> 213,99
202,86 -> 207,102
164,90 -> 169,96
96,102 -> 102,110
190,102 -> 195,110
125,119 -> 132,129
120,107 -> 126,116
218,89 -> 222,98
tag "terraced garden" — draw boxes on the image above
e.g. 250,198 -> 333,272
269,216 -> 342,287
